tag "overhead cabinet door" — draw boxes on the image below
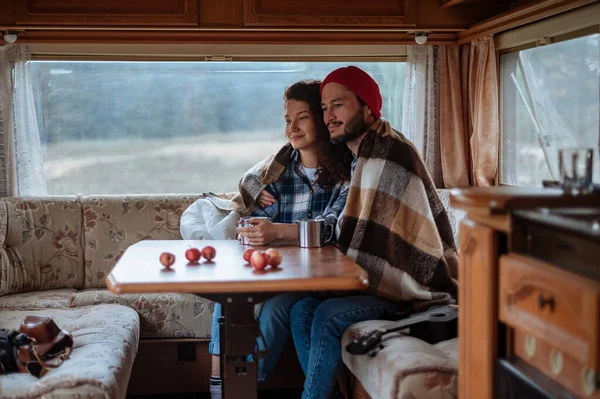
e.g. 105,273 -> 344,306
14,0 -> 199,26
243,0 -> 417,27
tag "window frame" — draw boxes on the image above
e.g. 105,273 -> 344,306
497,23 -> 600,186
27,43 -> 409,63
27,55 -> 407,195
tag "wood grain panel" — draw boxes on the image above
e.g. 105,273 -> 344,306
442,0 -> 469,7
458,0 -> 597,44
14,0 -> 199,26
106,240 -> 369,295
451,186 -> 600,216
244,0 -> 417,27
450,186 -> 566,212
0,0 -> 15,24
500,254 -> 600,369
513,329 -> 600,398
458,219 -> 497,399
418,0 -> 508,32
128,339 -> 304,395
199,0 -> 243,27
441,0 -> 493,8
127,341 -> 211,395
15,29 -> 458,45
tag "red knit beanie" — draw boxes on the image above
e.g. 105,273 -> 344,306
320,66 -> 382,119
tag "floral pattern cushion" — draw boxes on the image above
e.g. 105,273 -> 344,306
342,320 -> 458,399
72,289 -> 214,339
0,304 -> 139,399
0,197 -> 84,297
0,289 -> 76,310
81,195 -> 202,289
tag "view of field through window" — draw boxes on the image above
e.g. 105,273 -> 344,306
30,61 -> 406,194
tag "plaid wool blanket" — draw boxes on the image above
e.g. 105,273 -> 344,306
204,144 -> 294,215
337,119 -> 458,303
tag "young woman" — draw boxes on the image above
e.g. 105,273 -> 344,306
208,80 -> 352,399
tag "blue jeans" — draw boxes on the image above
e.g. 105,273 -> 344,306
290,295 -> 408,399
208,302 -> 222,356
209,293 -> 308,383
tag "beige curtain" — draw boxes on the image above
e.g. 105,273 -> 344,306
440,36 -> 500,187
403,45 -> 443,187
0,44 -> 47,197
0,45 -> 13,197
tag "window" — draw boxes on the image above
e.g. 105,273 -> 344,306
29,61 -> 406,194
500,34 -> 599,186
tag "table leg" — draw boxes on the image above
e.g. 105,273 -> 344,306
216,293 -> 273,399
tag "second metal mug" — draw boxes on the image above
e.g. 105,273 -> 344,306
239,216 -> 270,245
297,219 -> 333,248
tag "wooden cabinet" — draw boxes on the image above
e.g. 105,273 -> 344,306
512,329 -> 600,397
457,219 -> 497,399
13,0 -> 199,26
499,254 -> 600,371
243,0 -> 417,27
452,187 -> 600,399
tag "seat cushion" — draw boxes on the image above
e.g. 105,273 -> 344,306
0,304 -> 139,399
0,289 -> 76,310
72,289 -> 213,339
342,320 -> 458,399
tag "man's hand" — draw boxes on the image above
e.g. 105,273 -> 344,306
256,190 -> 276,208
237,218 -> 280,246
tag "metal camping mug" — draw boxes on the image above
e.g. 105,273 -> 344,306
297,219 -> 333,248
238,216 -> 270,245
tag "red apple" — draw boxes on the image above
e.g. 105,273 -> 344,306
265,248 -> 282,267
185,247 -> 201,263
243,248 -> 255,263
159,252 -> 176,268
201,245 -> 216,261
250,250 -> 269,270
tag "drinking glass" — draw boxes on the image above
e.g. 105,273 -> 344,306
558,148 -> 594,195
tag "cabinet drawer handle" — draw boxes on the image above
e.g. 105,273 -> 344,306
538,294 -> 555,311
581,367 -> 598,396
525,335 -> 536,358
550,349 -> 563,375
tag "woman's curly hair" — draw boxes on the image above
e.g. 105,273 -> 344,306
284,80 -> 352,189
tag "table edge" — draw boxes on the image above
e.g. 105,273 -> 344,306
105,273 -> 369,295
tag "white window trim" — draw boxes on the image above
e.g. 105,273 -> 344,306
28,43 -> 408,62
496,2 -> 600,51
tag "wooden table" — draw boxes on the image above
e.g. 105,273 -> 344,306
106,239 -> 369,399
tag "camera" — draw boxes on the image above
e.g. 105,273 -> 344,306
0,329 -> 30,374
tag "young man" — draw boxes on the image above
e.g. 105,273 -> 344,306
288,66 -> 458,399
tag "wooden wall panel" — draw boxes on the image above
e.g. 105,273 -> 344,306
2,0 -> 593,46
199,0 -> 244,27
14,29 -> 458,45
441,0 -> 494,8
419,0 -> 508,29
0,0 -> 14,25
244,0 -> 418,27
13,0 -> 199,26
458,219 -> 498,399
458,0 -> 598,43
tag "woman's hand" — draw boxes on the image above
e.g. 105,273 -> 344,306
256,190 -> 276,208
237,218 -> 280,246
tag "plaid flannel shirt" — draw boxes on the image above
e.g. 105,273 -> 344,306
251,150 -> 349,243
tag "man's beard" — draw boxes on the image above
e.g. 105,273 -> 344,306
330,109 -> 368,144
